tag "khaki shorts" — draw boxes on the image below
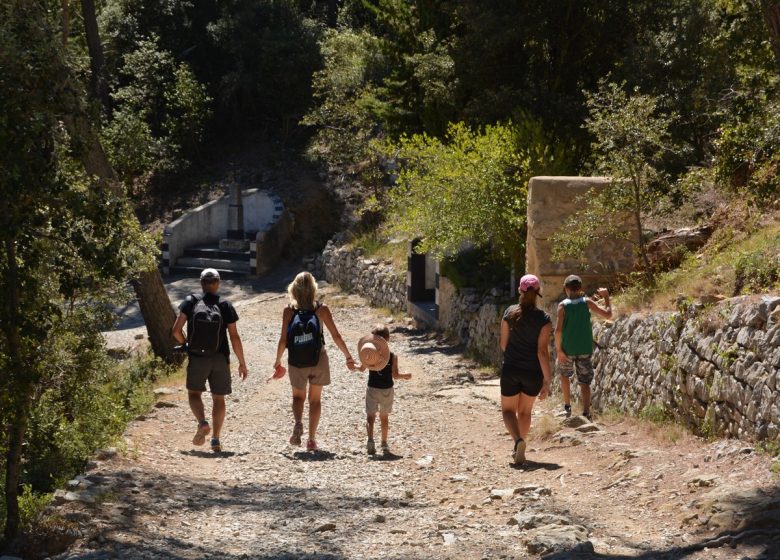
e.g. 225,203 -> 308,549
288,350 -> 330,389
366,387 -> 394,414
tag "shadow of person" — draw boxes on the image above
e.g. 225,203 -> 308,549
370,451 -> 403,462
179,450 -> 247,458
288,450 -> 338,462
510,459 -> 562,471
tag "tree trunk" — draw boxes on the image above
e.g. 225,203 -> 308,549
70,6 -> 179,363
763,2 -> 780,72
131,268 -> 178,363
2,238 -> 30,543
632,178 -> 654,286
79,0 -> 110,108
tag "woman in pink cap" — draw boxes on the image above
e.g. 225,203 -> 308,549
499,273 -> 552,464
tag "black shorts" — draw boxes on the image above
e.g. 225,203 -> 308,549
500,369 -> 544,397
187,354 -> 232,395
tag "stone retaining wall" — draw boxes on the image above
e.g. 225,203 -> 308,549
315,241 -> 407,312
592,296 -> 780,441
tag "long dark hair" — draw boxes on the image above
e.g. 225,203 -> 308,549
506,290 -> 538,326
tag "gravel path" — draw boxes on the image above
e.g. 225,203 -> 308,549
48,268 -> 780,560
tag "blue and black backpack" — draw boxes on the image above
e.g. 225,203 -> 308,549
286,305 -> 323,367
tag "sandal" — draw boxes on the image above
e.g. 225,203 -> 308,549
211,438 -> 222,453
306,439 -> 319,451
289,422 -> 303,446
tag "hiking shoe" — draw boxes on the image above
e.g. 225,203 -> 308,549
193,421 -> 210,446
289,422 -> 303,446
306,440 -> 319,452
367,439 -> 376,455
211,438 -> 222,453
381,441 -> 390,455
563,404 -> 572,418
513,437 -> 526,465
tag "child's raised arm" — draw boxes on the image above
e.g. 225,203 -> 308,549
587,287 -> 612,319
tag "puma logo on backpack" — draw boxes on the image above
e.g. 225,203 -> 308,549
187,294 -> 223,356
287,306 -> 322,368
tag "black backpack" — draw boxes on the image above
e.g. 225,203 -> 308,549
187,294 -> 223,356
286,306 -> 323,368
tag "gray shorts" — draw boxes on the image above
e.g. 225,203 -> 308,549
366,387 -> 394,414
187,353 -> 231,395
289,350 -> 331,390
557,354 -> 595,385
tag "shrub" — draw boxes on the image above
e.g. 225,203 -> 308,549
734,248 -> 780,294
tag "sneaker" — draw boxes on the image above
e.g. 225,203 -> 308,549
564,404 -> 572,418
367,439 -> 376,455
583,410 -> 593,422
306,440 -> 319,452
289,422 -> 303,446
211,438 -> 222,453
381,441 -> 390,455
192,421 -> 210,446
513,437 -> 526,465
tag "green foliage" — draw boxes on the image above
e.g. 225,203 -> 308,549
439,247 -> 510,291
551,81 -> 674,283
638,404 -> 674,424
102,35 -> 212,187
386,118 -> 570,265
734,247 -> 780,294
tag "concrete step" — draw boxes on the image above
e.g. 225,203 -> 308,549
175,256 -> 250,273
168,266 -> 248,280
183,245 -> 249,260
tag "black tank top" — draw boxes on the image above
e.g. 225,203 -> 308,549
502,305 -> 551,374
368,353 -> 395,389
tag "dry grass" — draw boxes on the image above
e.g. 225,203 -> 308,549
600,409 -> 693,446
530,412 -> 561,441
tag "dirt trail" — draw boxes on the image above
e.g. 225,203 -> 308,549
50,272 -> 780,560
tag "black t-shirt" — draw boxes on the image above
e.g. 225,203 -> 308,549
179,292 -> 239,359
501,305 -> 551,374
368,353 -> 395,389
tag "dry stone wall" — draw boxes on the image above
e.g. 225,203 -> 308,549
592,296 -> 780,441
313,241 -> 407,312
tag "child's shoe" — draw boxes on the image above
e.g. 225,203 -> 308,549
563,404 -> 572,418
583,410 -> 593,422
367,439 -> 376,455
381,441 -> 390,455
211,438 -> 222,453
306,439 -> 319,451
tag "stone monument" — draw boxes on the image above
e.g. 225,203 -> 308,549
220,183 -> 249,251
526,176 -> 637,304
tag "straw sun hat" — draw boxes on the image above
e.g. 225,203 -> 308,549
357,334 -> 390,371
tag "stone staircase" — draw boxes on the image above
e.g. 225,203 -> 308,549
169,244 -> 250,278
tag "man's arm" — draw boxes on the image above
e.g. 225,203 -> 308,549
587,288 -> 612,319
227,322 -> 248,380
172,312 -> 187,344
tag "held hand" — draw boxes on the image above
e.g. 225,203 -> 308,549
346,356 -> 357,371
238,363 -> 249,380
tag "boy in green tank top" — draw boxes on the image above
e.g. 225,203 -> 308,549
554,275 -> 612,420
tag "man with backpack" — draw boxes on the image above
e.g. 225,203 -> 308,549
172,268 -> 248,452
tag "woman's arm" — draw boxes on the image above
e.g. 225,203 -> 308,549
318,304 -> 356,370
273,307 -> 294,368
391,355 -> 411,380
537,323 -> 552,400
499,319 -> 509,352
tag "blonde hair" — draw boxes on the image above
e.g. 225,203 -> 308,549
287,271 -> 318,310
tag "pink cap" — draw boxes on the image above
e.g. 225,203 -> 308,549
518,274 -> 542,295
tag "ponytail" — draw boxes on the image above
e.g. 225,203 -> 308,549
507,290 -> 538,325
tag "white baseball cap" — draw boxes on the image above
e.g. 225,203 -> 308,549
200,268 -> 220,281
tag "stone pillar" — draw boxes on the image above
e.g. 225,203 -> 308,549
227,183 -> 244,240
526,176 -> 637,307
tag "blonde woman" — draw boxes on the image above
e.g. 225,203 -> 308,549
273,272 -> 356,450
499,274 -> 552,465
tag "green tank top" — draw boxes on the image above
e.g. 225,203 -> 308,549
561,297 -> 593,355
